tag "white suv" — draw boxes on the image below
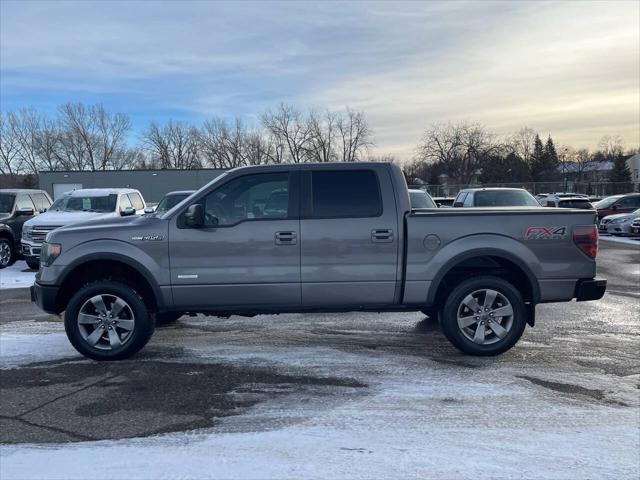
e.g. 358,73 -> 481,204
21,188 -> 146,269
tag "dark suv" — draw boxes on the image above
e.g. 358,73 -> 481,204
0,189 -> 52,268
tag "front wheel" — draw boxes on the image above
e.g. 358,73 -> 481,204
64,280 -> 155,361
0,237 -> 16,269
26,258 -> 40,270
440,275 -> 527,356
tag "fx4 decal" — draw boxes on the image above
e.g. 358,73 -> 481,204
525,226 -> 567,240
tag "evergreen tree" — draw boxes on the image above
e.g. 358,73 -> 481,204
544,136 -> 559,174
529,134 -> 546,182
610,154 -> 632,193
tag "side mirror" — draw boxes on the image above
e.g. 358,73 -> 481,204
120,206 -> 135,217
39,208 -> 48,213
611,205 -> 619,211
185,204 -> 205,227
16,208 -> 34,216
144,207 -> 155,214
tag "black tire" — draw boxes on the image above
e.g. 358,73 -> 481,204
440,275 -> 527,356
0,237 -> 16,269
64,280 -> 155,361
156,311 -> 183,325
26,258 -> 40,270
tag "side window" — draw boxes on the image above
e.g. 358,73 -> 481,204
30,194 -> 50,211
616,197 -> 639,208
453,192 -> 467,207
200,172 -> 289,227
128,193 -> 144,210
463,193 -> 474,207
119,194 -> 133,211
309,170 -> 381,218
15,195 -> 35,211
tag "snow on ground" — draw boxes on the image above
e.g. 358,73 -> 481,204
600,235 -> 640,246
0,261 -> 36,290
1,329 -> 638,480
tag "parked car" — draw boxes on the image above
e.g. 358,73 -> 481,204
408,189 -> 437,209
31,163 -> 605,361
545,195 -> 594,210
630,217 -> 640,236
145,190 -> 195,215
601,209 -> 640,236
0,189 -> 52,268
22,188 -> 146,269
594,193 -> 640,221
432,197 -> 455,208
453,188 -> 540,207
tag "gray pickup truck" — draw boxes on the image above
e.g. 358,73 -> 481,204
31,163 -> 606,360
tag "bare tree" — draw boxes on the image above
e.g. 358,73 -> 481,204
511,127 -> 538,168
337,109 -> 373,162
261,103 -> 312,163
306,110 -> 337,162
0,112 -> 22,175
144,120 -> 201,169
57,103 -> 131,171
597,135 -> 625,161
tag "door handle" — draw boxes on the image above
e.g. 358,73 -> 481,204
275,231 -> 297,245
371,229 -> 393,243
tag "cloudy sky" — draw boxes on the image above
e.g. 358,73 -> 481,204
1,0 -> 638,161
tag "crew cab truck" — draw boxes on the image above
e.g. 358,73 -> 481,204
31,163 -> 606,360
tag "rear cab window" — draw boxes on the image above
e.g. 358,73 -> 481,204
306,170 -> 382,218
15,195 -> 35,211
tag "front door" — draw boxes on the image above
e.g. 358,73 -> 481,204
169,171 -> 300,310
299,167 -> 399,306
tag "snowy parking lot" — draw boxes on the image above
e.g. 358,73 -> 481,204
1,242 -> 639,479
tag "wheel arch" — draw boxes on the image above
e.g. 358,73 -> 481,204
55,253 -> 164,314
426,248 -> 540,309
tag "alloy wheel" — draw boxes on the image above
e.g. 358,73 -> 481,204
456,289 -> 514,345
0,241 -> 11,267
77,294 -> 136,350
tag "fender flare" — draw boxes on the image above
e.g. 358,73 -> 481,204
426,247 -> 541,306
0,223 -> 16,243
58,252 -> 165,309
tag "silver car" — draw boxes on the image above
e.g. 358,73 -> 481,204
602,209 -> 640,236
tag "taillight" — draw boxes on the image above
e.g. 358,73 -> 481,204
573,225 -> 598,258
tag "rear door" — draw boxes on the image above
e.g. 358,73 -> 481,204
299,166 -> 399,306
169,170 -> 301,309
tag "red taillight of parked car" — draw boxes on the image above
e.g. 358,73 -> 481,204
573,225 -> 598,258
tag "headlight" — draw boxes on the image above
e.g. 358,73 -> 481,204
22,225 -> 33,239
40,242 -> 62,266
611,218 -> 629,224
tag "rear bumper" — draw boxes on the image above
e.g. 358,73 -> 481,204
30,282 -> 60,314
575,278 -> 607,302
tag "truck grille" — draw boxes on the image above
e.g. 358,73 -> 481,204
29,226 -> 61,244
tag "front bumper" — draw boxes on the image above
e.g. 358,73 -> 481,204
31,282 -> 60,314
22,241 -> 42,259
575,278 -> 607,302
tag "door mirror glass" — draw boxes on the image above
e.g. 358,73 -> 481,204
16,207 -> 34,216
185,204 -> 205,227
120,206 -> 135,217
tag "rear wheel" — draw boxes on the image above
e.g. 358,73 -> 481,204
440,275 -> 527,356
64,280 -> 155,361
0,237 -> 16,269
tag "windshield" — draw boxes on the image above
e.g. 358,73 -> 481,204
50,194 -> 118,213
594,196 -> 621,209
410,191 -> 437,208
154,193 -> 191,215
0,194 -> 16,214
474,190 -> 540,207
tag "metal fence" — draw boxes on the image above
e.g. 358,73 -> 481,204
408,181 -> 638,198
